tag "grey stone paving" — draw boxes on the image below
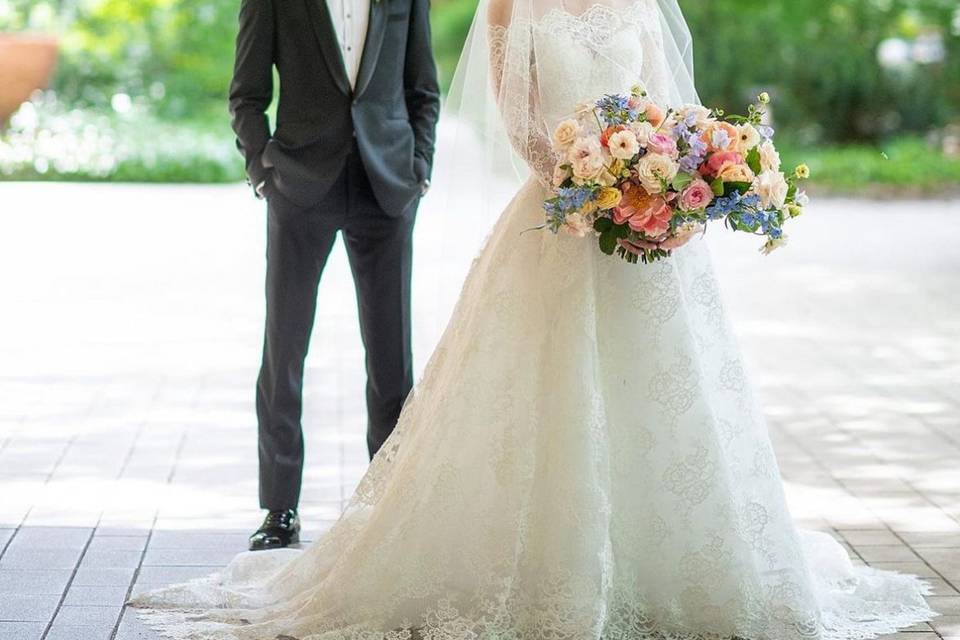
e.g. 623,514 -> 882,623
0,182 -> 958,639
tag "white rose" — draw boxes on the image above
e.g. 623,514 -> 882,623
607,129 -> 640,160
552,118 -> 582,149
758,140 -> 781,173
634,153 -> 679,194
752,170 -> 789,210
568,137 -> 605,183
629,121 -> 656,147
563,212 -> 592,238
760,235 -> 789,255
573,101 -> 595,117
735,124 -> 762,153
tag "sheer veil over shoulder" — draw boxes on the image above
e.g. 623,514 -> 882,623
129,0 -> 937,638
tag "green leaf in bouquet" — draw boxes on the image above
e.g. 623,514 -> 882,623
786,183 -> 798,201
724,181 -> 752,196
672,172 -> 694,191
746,147 -> 761,175
594,217 -> 613,233
711,178 -> 725,196
612,223 -> 630,239
599,231 -> 618,255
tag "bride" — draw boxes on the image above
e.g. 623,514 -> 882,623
130,0 -> 936,637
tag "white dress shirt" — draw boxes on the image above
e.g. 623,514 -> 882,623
326,0 -> 370,88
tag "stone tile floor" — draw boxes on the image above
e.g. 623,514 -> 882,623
0,182 -> 958,639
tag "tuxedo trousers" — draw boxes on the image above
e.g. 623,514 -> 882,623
256,147 -> 416,511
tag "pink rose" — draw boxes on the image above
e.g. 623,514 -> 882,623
703,151 -> 744,178
678,178 -> 714,212
648,132 -> 678,158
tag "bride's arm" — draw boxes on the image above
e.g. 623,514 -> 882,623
485,3 -> 557,185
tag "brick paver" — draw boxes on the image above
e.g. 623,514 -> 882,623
0,182 -> 958,639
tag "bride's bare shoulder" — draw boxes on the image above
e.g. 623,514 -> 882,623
487,0 -> 513,29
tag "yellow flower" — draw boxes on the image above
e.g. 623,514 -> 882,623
579,199 -> 599,215
758,91 -> 771,105
608,159 -> 627,178
787,204 -> 803,218
795,164 -> 811,179
596,187 -> 622,210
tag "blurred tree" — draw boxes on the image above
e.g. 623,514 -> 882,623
1,0 -> 236,119
683,0 -> 958,142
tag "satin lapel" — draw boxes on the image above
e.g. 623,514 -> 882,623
354,0 -> 387,98
304,0 -> 351,96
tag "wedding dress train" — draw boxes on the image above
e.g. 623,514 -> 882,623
130,1 -> 935,638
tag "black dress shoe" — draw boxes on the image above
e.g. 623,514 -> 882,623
249,509 -> 300,551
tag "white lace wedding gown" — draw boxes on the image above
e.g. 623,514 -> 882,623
130,2 -> 935,638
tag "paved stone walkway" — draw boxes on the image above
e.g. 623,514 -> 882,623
0,182 -> 958,639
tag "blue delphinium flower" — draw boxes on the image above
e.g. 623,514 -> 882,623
543,200 -> 568,232
596,94 -> 636,125
556,186 -> 593,211
757,125 -> 775,140
740,194 -> 761,209
544,186 -> 596,232
706,192 -> 742,220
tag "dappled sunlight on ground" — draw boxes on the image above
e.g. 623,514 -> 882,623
0,183 -> 958,638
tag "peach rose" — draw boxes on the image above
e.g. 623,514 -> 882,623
645,103 -> 666,127
717,162 -> 755,183
703,151 -> 745,178
552,119 -> 582,149
701,121 -> 739,153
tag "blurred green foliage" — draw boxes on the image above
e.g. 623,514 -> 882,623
682,0 -> 960,143
1,0 -> 958,185
3,0 -> 956,136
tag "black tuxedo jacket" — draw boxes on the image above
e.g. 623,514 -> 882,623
229,0 -> 441,214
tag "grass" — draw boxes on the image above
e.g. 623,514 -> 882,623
779,137 -> 960,197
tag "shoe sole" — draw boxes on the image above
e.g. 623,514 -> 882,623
249,532 -> 300,552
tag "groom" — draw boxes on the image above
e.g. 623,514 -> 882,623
229,0 -> 440,550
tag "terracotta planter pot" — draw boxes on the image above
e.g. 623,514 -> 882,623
0,34 -> 59,124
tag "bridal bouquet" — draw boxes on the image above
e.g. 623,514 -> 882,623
542,85 -> 810,263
